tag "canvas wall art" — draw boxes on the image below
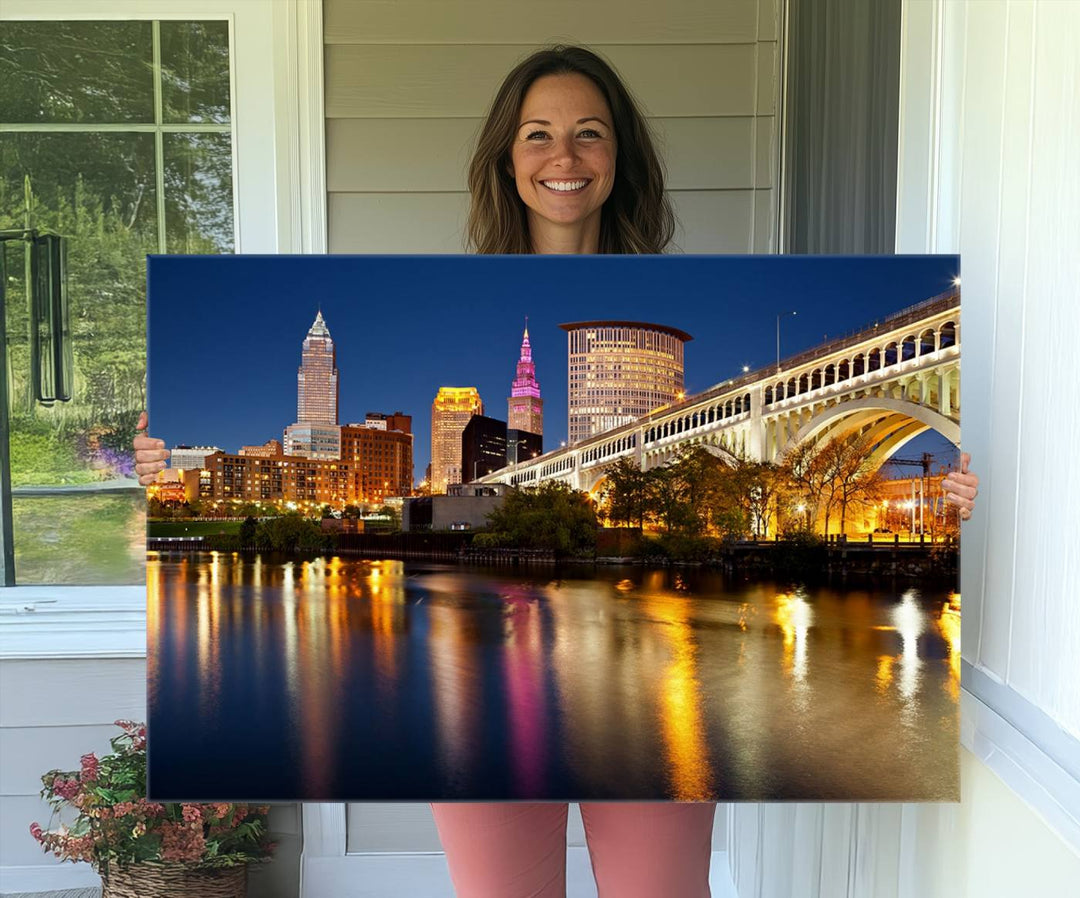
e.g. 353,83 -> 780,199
146,253 -> 961,802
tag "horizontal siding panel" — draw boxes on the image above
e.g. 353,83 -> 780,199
325,44 -> 758,118
754,115 -> 775,188
2,794 -> 70,866
328,189 -> 760,255
327,118 -> 479,192
670,188 -> 756,253
758,0 -> 780,42
756,41 -> 778,115
346,803 -> 442,852
753,187 -> 777,252
325,0 -> 760,45
0,659 -> 146,728
329,192 -> 469,253
654,117 -> 755,189
0,725 -> 120,796
326,117 -> 761,193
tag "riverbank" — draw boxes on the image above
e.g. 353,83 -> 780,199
147,530 -> 956,579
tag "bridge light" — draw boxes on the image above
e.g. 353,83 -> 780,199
952,275 -> 961,287
742,365 -> 750,373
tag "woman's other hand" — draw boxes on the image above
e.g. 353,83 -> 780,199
133,411 -> 169,486
942,451 -> 979,521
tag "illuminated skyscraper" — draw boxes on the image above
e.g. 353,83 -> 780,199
285,311 -> 341,458
297,310 -> 338,424
507,319 -> 543,438
559,320 -> 692,444
430,387 -> 483,494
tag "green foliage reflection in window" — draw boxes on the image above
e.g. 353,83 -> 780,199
0,19 -> 234,584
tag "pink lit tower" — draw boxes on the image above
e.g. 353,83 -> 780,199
507,318 -> 543,437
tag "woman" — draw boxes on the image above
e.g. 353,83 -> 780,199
134,45 -> 980,897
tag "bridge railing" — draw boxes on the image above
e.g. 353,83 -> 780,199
691,288 -> 960,403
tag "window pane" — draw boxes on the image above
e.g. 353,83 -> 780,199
0,21 -> 154,124
2,132 -> 154,583
160,21 -> 232,124
164,133 -> 235,253
12,493 -> 145,585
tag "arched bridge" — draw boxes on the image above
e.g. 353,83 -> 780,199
479,289 -> 960,494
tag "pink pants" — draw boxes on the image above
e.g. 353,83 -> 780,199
431,803 -> 716,898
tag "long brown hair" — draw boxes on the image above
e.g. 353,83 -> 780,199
466,46 -> 675,255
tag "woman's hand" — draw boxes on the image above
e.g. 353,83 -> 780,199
133,411 -> 169,486
942,452 -> 979,521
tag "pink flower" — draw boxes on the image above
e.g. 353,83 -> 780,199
52,777 -> 80,801
80,753 -> 99,782
160,821 -> 206,863
181,804 -> 202,824
29,822 -> 43,842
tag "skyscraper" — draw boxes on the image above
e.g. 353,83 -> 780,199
431,387 -> 483,494
462,415 -> 508,482
285,311 -> 341,458
559,320 -> 692,444
297,310 -> 338,424
507,319 -> 543,437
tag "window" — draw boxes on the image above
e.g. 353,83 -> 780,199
0,19 -> 234,585
0,0 -> 320,652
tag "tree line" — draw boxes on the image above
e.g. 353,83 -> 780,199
601,433 -> 893,539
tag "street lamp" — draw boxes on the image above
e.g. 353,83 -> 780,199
776,310 -> 797,371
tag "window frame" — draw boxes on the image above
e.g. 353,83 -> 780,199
0,0 -> 326,657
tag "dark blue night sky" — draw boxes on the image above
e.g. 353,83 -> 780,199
148,254 -> 960,482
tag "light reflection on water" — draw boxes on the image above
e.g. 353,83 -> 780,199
146,555 -> 959,802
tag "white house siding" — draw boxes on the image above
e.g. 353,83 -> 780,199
0,654 -> 301,898
0,659 -> 145,892
728,1 -> 1080,894
321,0 -> 779,861
324,0 -> 781,255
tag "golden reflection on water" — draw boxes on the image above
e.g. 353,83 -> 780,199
368,560 -> 407,687
640,591 -> 715,801
774,590 -> 813,683
891,590 -> 924,704
938,592 -> 961,700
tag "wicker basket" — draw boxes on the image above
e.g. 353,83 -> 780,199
101,862 -> 247,898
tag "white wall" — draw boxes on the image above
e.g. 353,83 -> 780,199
729,0 -> 1080,893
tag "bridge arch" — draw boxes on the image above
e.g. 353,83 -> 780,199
781,397 -> 960,463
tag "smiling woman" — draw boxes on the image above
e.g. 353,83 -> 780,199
466,45 -> 674,255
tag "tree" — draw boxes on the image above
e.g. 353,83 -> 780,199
780,433 -> 884,536
601,457 -> 651,528
484,481 -> 597,557
713,456 -> 785,539
818,434 -> 884,535
779,439 -> 832,534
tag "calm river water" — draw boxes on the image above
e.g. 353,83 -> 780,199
147,553 -> 959,802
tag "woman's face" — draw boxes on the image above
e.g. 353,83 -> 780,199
509,73 -> 617,241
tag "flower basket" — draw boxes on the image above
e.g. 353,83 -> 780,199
102,861 -> 246,898
31,721 -> 274,890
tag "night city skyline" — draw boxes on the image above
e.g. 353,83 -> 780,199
147,255 -> 961,486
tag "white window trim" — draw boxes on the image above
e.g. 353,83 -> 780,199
0,0 -> 326,660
